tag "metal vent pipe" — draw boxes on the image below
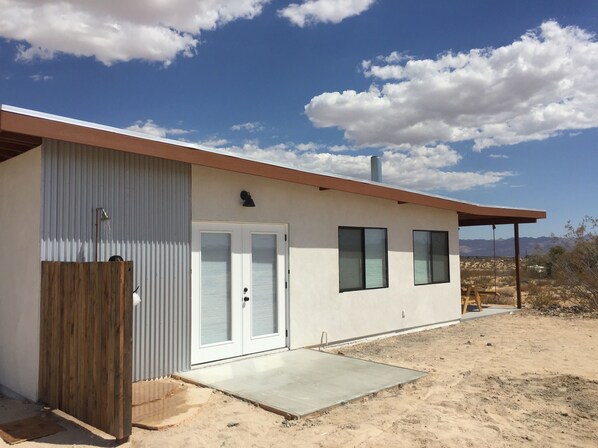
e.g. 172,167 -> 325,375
371,156 -> 382,182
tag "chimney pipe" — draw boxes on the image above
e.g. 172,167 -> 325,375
371,156 -> 382,182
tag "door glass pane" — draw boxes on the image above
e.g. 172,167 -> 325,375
339,228 -> 364,290
365,229 -> 387,288
200,233 -> 232,345
431,232 -> 449,283
251,234 -> 278,337
413,231 -> 431,285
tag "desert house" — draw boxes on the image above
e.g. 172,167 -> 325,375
0,105 -> 546,402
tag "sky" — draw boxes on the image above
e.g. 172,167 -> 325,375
1,0 -> 597,240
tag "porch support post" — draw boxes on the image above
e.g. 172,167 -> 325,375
514,223 -> 522,309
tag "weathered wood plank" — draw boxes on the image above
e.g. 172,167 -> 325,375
38,262 -> 51,404
51,262 -> 62,408
122,263 -> 133,438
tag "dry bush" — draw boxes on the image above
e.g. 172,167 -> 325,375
487,293 -> 516,306
460,267 -> 476,282
494,286 -> 516,305
553,217 -> 598,312
526,282 -> 561,310
472,269 -> 496,278
461,257 -> 516,291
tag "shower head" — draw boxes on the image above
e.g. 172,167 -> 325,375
97,207 -> 110,220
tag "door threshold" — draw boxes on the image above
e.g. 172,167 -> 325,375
186,347 -> 290,371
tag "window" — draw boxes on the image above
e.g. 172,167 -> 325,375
413,230 -> 449,285
339,227 -> 388,292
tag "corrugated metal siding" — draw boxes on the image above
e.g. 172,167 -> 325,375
41,139 -> 191,381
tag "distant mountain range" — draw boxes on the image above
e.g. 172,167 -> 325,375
459,236 -> 565,257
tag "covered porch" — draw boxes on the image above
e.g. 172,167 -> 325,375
458,208 -> 546,312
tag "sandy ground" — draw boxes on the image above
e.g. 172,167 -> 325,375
1,311 -> 597,447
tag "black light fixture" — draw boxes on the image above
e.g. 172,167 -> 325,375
240,190 -> 256,207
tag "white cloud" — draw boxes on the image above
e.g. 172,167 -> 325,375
295,142 -> 323,151
0,0 -> 269,65
328,144 -> 354,152
220,142 -> 511,191
197,138 -> 229,147
488,154 -> 509,159
123,116 -> 510,191
361,51 -> 410,72
306,21 -> 598,151
279,0 -> 375,27
30,74 -> 52,81
230,121 -> 264,132
126,119 -> 191,138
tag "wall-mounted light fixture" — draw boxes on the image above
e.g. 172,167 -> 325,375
240,190 -> 256,207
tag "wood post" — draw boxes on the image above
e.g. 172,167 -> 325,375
514,223 -> 522,309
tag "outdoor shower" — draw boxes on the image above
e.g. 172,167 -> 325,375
94,207 -> 110,261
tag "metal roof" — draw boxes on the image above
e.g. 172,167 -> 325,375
0,104 -> 546,226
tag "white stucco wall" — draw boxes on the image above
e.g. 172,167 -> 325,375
192,165 -> 461,349
0,147 -> 42,400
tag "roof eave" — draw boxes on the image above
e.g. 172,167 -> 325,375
0,106 -> 547,225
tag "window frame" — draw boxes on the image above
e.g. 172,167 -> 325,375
412,230 -> 450,286
338,226 -> 389,293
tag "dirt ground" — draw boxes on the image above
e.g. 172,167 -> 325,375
1,311 -> 597,447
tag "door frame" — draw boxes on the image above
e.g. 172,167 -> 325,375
191,221 -> 289,365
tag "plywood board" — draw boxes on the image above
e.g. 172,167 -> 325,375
0,415 -> 65,445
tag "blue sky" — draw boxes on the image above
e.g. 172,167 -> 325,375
1,0 -> 597,239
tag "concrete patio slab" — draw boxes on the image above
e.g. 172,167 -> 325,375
461,306 -> 520,321
177,349 -> 425,419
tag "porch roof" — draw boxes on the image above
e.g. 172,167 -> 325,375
0,105 -> 545,227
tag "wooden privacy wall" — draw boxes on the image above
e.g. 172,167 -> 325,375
39,261 -> 133,441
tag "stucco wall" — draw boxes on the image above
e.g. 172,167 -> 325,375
192,165 -> 461,349
0,148 -> 42,400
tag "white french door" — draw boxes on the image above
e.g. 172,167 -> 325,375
191,222 -> 287,364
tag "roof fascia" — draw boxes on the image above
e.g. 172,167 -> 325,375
0,107 -> 546,222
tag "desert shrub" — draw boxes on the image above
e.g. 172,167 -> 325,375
547,246 -> 566,275
475,276 -> 493,289
552,217 -> 598,311
460,267 -> 475,282
526,246 -> 566,279
496,286 -> 516,296
526,282 -> 561,310
488,286 -> 516,305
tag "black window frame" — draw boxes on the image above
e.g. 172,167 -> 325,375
338,226 -> 389,293
412,230 -> 450,286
